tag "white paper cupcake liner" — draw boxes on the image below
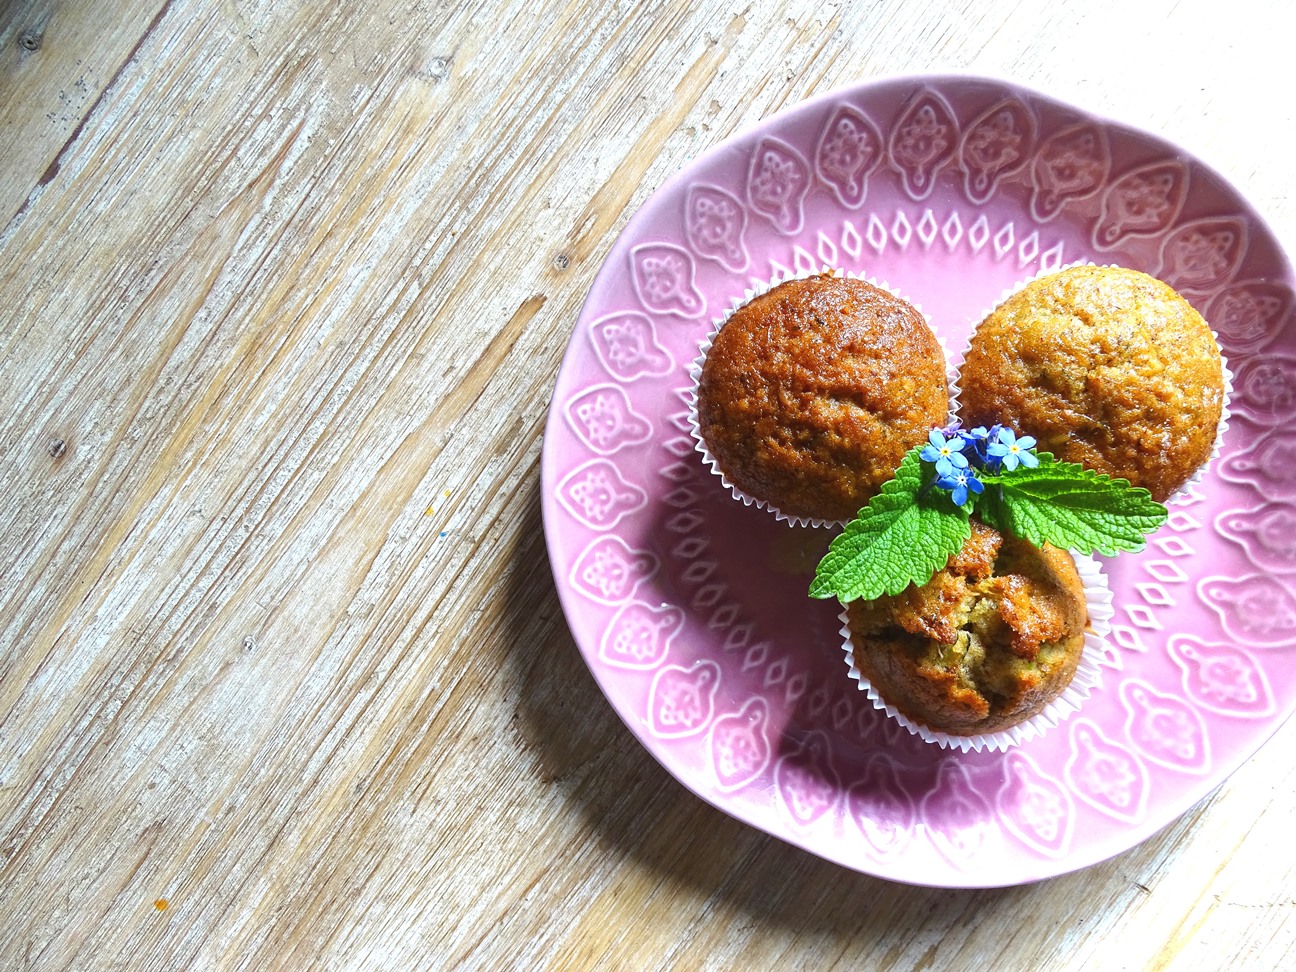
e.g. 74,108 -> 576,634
686,265 -> 959,529
840,554 -> 1113,753
953,260 -> 1232,509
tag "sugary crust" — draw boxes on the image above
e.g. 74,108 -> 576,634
958,265 -> 1225,502
846,524 -> 1088,736
697,275 -> 949,522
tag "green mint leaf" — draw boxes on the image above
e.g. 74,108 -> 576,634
973,484 -> 1011,535
810,448 -> 971,601
985,455 -> 1168,555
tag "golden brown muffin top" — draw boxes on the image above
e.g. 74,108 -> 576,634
847,521 -> 1088,734
853,522 -> 1085,660
958,265 -> 1224,501
697,274 -> 949,521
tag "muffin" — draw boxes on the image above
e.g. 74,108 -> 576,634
844,520 -> 1089,736
695,274 -> 949,522
958,265 -> 1225,502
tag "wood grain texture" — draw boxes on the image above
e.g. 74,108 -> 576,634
1,0 -> 1295,968
0,0 -> 173,228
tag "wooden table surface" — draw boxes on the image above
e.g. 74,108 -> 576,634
3,1 -> 1296,969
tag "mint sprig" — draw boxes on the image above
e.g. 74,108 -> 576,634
810,425 -> 1169,602
809,447 -> 971,601
976,455 -> 1167,556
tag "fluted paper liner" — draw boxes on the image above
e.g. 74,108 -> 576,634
840,554 -> 1113,754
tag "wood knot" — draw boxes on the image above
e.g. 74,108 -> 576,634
418,55 -> 451,84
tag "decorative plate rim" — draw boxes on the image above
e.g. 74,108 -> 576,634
540,72 -> 1296,888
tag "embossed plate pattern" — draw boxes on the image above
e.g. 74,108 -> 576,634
540,75 -> 1296,887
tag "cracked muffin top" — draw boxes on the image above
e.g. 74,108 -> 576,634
696,274 -> 949,522
958,265 -> 1225,502
845,520 -> 1089,736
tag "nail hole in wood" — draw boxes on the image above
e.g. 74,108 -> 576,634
18,29 -> 42,52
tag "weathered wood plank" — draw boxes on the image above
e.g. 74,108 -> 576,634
0,0 -> 173,230
1,0 -> 1295,969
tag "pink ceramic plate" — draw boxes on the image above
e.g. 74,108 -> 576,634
540,75 -> 1296,887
